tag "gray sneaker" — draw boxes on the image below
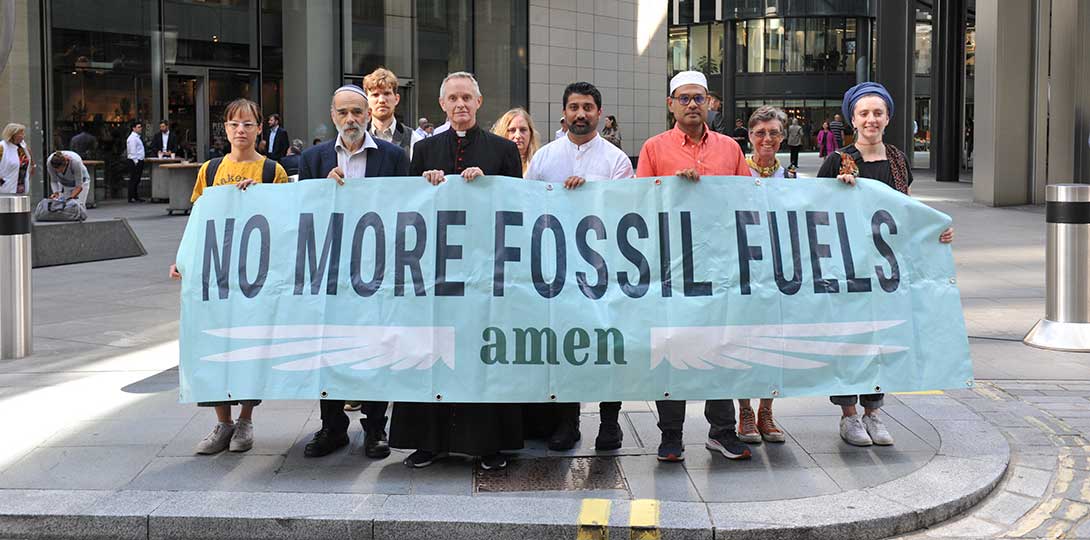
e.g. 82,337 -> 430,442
196,422 -> 235,454
839,415 -> 872,447
862,414 -> 894,446
229,419 -> 254,452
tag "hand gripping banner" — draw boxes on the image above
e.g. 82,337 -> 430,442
174,176 -> 972,403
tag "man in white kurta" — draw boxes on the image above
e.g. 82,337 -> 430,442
522,81 -> 632,453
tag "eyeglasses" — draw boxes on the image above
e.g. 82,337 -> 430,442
752,130 -> 784,139
224,121 -> 259,131
671,94 -> 707,106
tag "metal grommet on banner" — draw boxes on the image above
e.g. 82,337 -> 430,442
654,178 -> 662,185
546,184 -> 553,191
663,391 -> 671,398
754,179 -> 762,186
435,394 -> 443,401
966,379 -> 975,387
949,277 -> 957,284
320,391 -> 328,398
771,389 -> 780,398
227,393 -> 232,399
549,394 -> 557,401
874,386 -> 882,393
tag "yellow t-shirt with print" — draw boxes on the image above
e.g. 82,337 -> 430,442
190,156 -> 289,202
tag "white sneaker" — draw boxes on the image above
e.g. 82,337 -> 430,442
196,422 -> 235,454
839,415 -> 872,446
229,419 -> 254,452
862,414 -> 894,446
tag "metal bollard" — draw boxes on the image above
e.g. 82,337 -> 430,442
1024,184 -> 1090,352
0,194 -> 32,359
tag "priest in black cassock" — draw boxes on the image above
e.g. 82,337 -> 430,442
390,71 -> 524,471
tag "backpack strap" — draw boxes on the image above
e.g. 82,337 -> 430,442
261,157 -> 276,183
204,157 -> 224,187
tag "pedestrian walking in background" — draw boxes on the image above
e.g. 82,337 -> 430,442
816,121 -> 837,158
731,118 -> 749,153
829,113 -> 846,148
169,98 -> 289,456
817,82 -> 954,447
261,113 -> 289,162
786,117 -> 803,168
0,123 -> 33,194
636,70 -> 752,463
601,115 -> 622,149
491,107 -> 541,174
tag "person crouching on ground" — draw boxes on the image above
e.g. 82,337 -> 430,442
168,98 -> 289,455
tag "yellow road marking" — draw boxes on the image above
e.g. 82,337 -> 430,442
1045,523 -> 1066,538
577,498 -> 612,540
1009,497 -> 1062,537
629,499 -> 660,540
1080,476 -> 1090,503
1054,466 -> 1075,493
1025,416 -> 1057,435
892,390 -> 945,395
1065,501 -> 1089,521
974,385 -> 1005,401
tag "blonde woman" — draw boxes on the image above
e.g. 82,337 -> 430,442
0,123 -> 34,194
492,108 -> 541,174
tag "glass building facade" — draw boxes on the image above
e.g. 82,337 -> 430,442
668,0 -> 877,152
43,0 -> 527,201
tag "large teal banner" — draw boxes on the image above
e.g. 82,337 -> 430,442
175,176 -> 972,404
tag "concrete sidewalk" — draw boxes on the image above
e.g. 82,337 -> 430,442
0,154 -> 1058,538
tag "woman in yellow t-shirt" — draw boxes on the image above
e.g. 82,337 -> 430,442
169,98 -> 287,456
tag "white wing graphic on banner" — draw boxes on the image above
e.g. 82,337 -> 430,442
200,325 -> 456,371
650,320 -> 908,370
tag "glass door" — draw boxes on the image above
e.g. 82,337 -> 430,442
165,67 -> 208,162
209,70 -> 259,155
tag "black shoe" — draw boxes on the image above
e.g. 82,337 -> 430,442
706,432 -> 752,460
404,449 -> 447,468
547,419 -> 581,451
657,432 -> 684,462
361,418 -> 391,459
479,453 -> 507,470
594,421 -> 623,451
303,428 -> 349,458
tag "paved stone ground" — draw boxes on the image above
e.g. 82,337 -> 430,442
0,153 -> 1082,538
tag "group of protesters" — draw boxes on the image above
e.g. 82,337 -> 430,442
169,64 -> 955,470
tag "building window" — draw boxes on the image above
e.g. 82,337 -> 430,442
416,0 -> 472,127
734,17 -> 859,73
475,0 -> 528,127
163,0 -> 257,68
689,24 -> 710,74
914,8 -> 932,75
668,26 -> 689,77
261,0 -> 284,118
350,1 -> 413,78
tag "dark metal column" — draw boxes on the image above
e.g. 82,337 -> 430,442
876,0 -> 914,163
932,0 -> 966,181
722,20 -> 737,130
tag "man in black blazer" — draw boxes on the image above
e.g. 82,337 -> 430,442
148,120 -> 179,158
298,85 -> 408,461
261,114 -> 290,162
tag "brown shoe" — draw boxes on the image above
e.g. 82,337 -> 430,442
757,408 -> 786,443
737,407 -> 761,443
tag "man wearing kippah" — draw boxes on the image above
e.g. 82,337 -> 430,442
636,70 -> 753,463
297,84 -> 409,461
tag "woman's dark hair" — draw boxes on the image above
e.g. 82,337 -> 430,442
606,115 -> 618,129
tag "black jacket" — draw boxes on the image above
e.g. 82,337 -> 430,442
366,119 -> 414,157
148,131 -> 179,156
261,127 -> 290,161
409,125 -> 522,177
297,137 -> 409,180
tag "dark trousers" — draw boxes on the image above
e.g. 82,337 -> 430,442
789,145 -> 801,167
556,401 -> 621,425
655,399 -> 736,439
319,399 -> 388,433
128,160 -> 144,200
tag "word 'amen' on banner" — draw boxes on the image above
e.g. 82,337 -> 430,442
175,176 -> 972,404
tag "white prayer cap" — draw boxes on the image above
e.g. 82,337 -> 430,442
669,71 -> 708,95
333,84 -> 367,99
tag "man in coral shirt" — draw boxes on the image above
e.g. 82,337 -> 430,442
636,71 -> 750,180
635,70 -> 752,464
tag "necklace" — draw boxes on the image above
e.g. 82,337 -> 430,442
747,155 -> 780,177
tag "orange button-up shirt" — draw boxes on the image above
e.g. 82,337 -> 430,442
636,124 -> 751,178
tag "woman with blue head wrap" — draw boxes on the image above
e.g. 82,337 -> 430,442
815,82 -> 955,448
